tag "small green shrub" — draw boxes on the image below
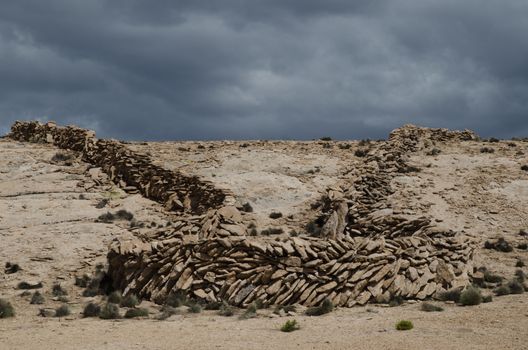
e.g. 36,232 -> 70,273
241,203 -> 253,213
494,285 -> 511,296
55,304 -> 71,317
395,320 -> 413,331
120,294 -> 139,308
269,212 -> 283,219
115,209 -> 134,221
306,298 -> 333,316
0,299 -> 15,318
99,303 -> 121,319
420,302 -> 444,312
17,281 -> 42,290
438,288 -> 461,302
124,308 -> 149,319
354,149 -> 368,157
484,272 -> 503,283
52,283 -> 68,297
515,269 -> 526,282
4,262 -> 20,274
480,147 -> 495,153
508,280 -> 524,294
459,286 -> 482,306
239,303 -> 257,319
218,302 -> 234,317
108,291 -> 122,304
75,274 -> 91,288
204,301 -> 223,310
98,212 -> 115,223
165,291 -> 188,308
30,291 -> 45,305
274,304 -> 297,315
388,295 -> 404,307
482,295 -> 493,303
516,260 -> 525,268
188,303 -> 202,314
83,303 -> 101,317
320,137 -> 332,141
280,319 -> 300,332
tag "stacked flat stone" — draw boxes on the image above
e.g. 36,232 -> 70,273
107,229 -> 473,307
9,120 -> 478,307
9,121 -> 232,214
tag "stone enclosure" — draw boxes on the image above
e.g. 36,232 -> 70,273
9,121 -> 478,307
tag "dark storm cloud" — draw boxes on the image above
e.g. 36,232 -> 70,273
0,0 -> 527,140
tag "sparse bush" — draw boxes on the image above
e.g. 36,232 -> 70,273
124,308 -> 149,318
306,220 -> 321,236
52,283 -> 67,297
484,271 -> 503,283
459,286 -> 482,306
482,295 -> 493,303
438,288 -> 462,302
99,303 -> 121,319
17,281 -> 43,290
218,302 -> 234,317
388,295 -> 404,307
521,165 -> 528,171
516,260 -> 525,268
241,203 -> 253,213
320,137 -> 332,141
306,298 -> 333,316
204,301 -> 223,310
165,291 -> 188,308
281,319 -> 300,332
97,212 -> 115,223
108,291 -> 122,304
115,209 -> 134,221
426,148 -> 441,156
239,303 -> 257,319
274,304 -> 297,315
156,305 -> 178,320
354,149 -> 368,157
508,280 -> 524,294
494,285 -> 511,296
260,228 -> 284,235
120,294 -> 139,308
95,198 -> 109,209
4,262 -> 21,274
480,147 -> 495,153
55,304 -> 71,317
0,299 -> 15,318
338,143 -> 351,150
518,243 -> 528,250
51,152 -> 73,163
484,238 -> 513,252
249,228 -> 258,236
395,320 -> 413,331
83,303 -> 101,317
30,291 -> 45,305
420,302 -> 443,312
75,274 -> 91,288
188,304 -> 202,314
488,137 -> 500,143
269,212 -> 283,219
515,269 -> 526,282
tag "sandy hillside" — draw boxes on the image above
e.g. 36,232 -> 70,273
1,130 -> 528,350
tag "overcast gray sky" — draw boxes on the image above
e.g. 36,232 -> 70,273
1,1 -> 527,140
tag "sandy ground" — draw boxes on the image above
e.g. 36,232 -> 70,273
1,137 -> 528,350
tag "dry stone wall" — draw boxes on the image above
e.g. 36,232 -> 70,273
9,121 -> 230,214
9,121 -> 477,307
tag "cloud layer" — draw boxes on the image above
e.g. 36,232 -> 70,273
1,1 -> 527,140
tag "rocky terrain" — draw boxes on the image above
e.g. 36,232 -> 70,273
0,121 -> 527,350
